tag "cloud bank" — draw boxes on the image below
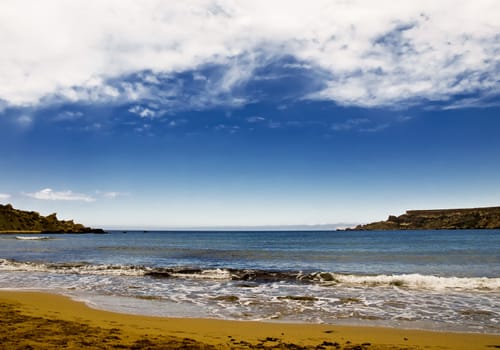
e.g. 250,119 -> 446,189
25,188 -> 96,202
1,0 -> 499,109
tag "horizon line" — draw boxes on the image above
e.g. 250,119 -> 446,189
99,223 -> 357,232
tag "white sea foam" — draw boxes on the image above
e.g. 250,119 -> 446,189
1,259 -> 498,291
171,268 -> 232,280
15,236 -> 51,240
0,259 -> 145,276
313,272 -> 500,291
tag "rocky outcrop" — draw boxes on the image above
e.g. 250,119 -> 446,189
353,206 -> 500,230
0,204 -> 105,233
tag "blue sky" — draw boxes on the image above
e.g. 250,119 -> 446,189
0,1 -> 499,228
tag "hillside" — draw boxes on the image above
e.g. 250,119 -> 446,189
0,204 -> 104,233
353,206 -> 500,230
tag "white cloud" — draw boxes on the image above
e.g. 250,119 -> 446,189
282,63 -> 312,70
17,114 -> 33,127
0,0 -> 498,109
53,111 -> 84,121
268,121 -> 282,129
25,188 -> 95,202
396,115 -> 413,123
167,119 -> 187,128
0,193 -> 11,202
332,118 -> 370,131
99,191 -> 128,199
246,116 -> 266,123
332,118 -> 392,132
192,72 -> 208,81
359,123 -> 391,133
128,105 -> 157,118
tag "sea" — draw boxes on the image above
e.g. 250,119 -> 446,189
0,230 -> 499,334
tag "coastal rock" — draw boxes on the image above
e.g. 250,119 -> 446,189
0,204 -> 105,233
353,206 -> 500,230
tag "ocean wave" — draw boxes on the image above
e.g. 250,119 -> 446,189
1,258 -> 498,291
310,272 -> 500,291
231,270 -> 500,291
0,259 -> 145,276
0,259 -> 232,280
148,267 -> 232,280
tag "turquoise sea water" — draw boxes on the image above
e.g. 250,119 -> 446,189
1,230 -> 499,333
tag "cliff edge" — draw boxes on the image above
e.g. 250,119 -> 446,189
353,206 -> 500,230
0,204 -> 105,233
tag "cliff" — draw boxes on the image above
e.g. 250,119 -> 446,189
353,206 -> 500,230
0,204 -> 105,233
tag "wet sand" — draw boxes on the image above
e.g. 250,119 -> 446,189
0,291 -> 499,349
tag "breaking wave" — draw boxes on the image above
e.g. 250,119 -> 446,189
1,258 -> 498,291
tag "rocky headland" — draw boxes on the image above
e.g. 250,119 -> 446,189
352,206 -> 500,230
0,204 -> 105,233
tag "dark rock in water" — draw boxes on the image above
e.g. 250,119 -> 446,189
145,271 -> 172,278
236,283 -> 258,288
0,204 -> 105,234
316,272 -> 339,282
351,206 -> 500,231
278,295 -> 318,302
339,297 -> 362,304
229,269 -> 304,283
212,295 -> 239,302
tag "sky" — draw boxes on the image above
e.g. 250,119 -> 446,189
0,0 -> 499,229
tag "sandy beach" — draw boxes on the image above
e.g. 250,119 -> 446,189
0,291 -> 498,349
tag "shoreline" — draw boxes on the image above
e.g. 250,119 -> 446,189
75,291 -> 499,336
1,291 -> 499,349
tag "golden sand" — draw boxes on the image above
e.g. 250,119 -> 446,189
0,291 -> 498,349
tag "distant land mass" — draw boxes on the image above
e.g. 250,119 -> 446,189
0,204 -> 104,233
352,206 -> 500,230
